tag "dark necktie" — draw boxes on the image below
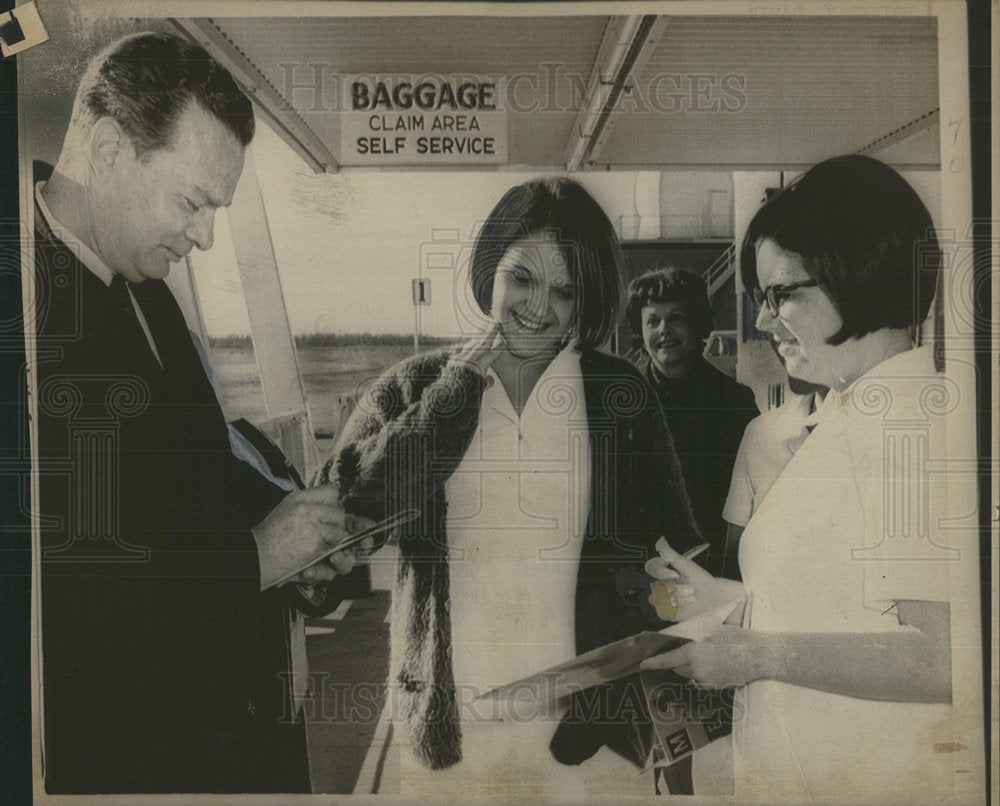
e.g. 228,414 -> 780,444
108,273 -> 138,322
109,273 -> 162,368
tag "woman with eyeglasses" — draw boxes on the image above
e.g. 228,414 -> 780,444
319,177 -> 701,797
642,155 -> 967,802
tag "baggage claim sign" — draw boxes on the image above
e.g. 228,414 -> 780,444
342,76 -> 507,166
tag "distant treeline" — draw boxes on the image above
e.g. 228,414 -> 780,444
209,332 -> 458,349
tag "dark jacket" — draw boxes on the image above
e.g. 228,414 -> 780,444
33,164 -> 309,793
643,357 -> 758,579
319,347 -> 702,771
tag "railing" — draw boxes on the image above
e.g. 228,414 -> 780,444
704,243 -> 736,298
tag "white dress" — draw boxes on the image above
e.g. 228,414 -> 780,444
722,391 -> 820,528
398,345 -> 653,799
730,347 -> 967,803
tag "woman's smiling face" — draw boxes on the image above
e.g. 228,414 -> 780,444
640,301 -> 701,376
490,235 -> 576,359
753,238 -> 847,388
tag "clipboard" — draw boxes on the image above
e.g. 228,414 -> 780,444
477,631 -> 691,704
266,508 -> 420,589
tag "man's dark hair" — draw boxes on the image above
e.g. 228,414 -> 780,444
469,176 -> 623,350
740,154 -> 940,345
75,31 -> 254,157
624,267 -> 715,347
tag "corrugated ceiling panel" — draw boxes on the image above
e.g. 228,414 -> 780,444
210,15 -> 939,170
598,16 -> 939,167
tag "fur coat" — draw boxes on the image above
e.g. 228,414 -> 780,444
317,346 -> 701,770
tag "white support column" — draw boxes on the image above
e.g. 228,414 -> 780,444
564,16 -> 669,171
226,146 -> 314,474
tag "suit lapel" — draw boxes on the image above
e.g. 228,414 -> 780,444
130,279 -> 232,451
35,203 -> 231,453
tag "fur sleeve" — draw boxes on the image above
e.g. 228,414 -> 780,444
315,351 -> 486,524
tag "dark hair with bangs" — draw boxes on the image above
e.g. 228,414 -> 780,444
74,32 -> 254,158
625,268 -> 714,348
469,177 -> 623,350
739,155 -> 941,345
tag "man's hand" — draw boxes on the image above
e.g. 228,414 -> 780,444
252,485 -> 374,590
288,536 -> 374,587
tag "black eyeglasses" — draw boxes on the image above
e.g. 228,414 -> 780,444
751,280 -> 819,317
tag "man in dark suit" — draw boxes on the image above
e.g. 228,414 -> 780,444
33,32 -> 369,793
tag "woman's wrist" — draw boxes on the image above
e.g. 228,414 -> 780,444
754,632 -> 792,683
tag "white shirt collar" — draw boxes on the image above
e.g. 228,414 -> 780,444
36,180 -> 163,367
833,345 -> 934,408
484,340 -> 582,389
35,180 -> 115,287
482,341 -> 584,424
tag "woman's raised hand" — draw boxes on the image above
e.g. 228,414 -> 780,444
647,538 -> 744,622
450,319 -> 505,376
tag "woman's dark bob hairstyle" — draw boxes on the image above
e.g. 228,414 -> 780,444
740,154 -> 941,346
625,267 -> 715,349
469,176 -> 624,350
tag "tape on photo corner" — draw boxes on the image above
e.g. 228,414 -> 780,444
0,1 -> 49,58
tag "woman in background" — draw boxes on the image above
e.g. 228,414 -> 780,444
625,267 -> 758,579
644,155 -> 962,803
624,267 -> 758,796
319,177 -> 701,798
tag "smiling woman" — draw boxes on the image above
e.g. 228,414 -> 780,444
317,176 -> 702,798
491,236 -> 575,360
641,155 -> 963,804
624,268 -> 758,581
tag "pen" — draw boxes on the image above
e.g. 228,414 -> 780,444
682,542 -> 710,561
653,537 -> 710,563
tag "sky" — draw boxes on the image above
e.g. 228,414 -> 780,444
189,117 -> 655,338
187,115 -> 941,340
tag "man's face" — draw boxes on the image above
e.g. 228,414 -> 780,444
94,102 -> 245,282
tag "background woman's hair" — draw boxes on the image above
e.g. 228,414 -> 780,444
624,267 -> 715,348
469,176 -> 624,350
739,154 -> 941,345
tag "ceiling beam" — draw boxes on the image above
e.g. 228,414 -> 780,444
171,18 -> 340,174
563,15 -> 670,172
855,108 -> 940,157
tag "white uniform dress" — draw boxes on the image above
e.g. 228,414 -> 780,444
729,347 -> 966,804
722,391 -> 821,528
398,344 -> 652,799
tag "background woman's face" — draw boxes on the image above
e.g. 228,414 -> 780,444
640,301 -> 701,376
490,235 -> 575,359
753,238 -> 845,388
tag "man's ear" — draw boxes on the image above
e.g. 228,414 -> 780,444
88,117 -> 128,179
